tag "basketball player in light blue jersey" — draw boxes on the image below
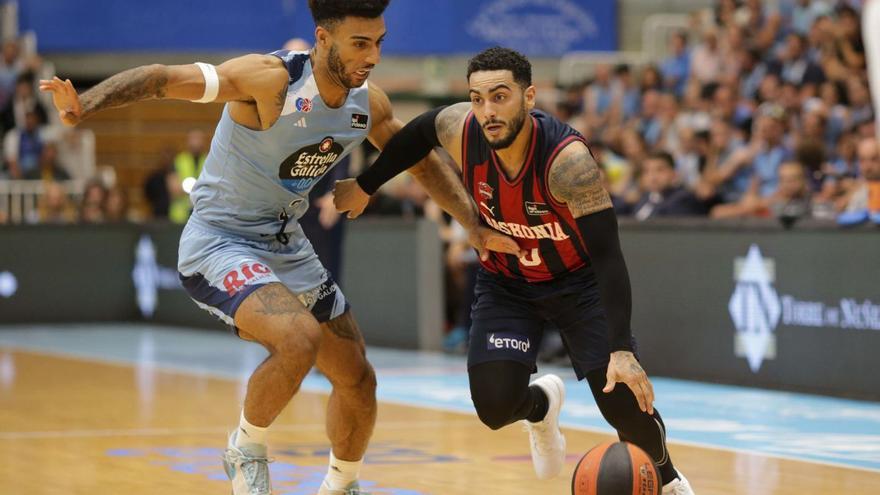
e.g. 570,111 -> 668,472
40,1 -> 520,494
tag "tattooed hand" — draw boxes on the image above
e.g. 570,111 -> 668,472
604,350 -> 655,414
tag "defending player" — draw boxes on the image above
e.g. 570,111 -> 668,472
40,3 -> 519,494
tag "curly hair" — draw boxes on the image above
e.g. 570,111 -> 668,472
466,47 -> 532,89
308,0 -> 390,29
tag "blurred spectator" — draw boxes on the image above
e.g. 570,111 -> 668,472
583,63 -> 613,129
143,147 -> 176,219
711,161 -> 812,220
79,180 -> 107,224
0,39 -> 24,107
36,182 -> 75,224
104,186 -> 130,223
792,0 -> 833,36
23,142 -> 70,181
710,105 -> 792,199
629,151 -> 706,220
169,129 -> 208,223
838,137 -> 880,222
779,33 -> 826,90
638,64 -> 663,93
2,73 -> 48,133
846,77 -> 873,127
691,29 -> 724,85
610,64 -> 640,122
3,109 -> 47,179
660,31 -> 691,97
443,220 -> 479,354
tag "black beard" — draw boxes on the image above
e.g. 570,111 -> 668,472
485,105 -> 527,150
328,44 -> 359,89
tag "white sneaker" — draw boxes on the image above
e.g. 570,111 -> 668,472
523,374 -> 567,480
317,480 -> 370,494
662,469 -> 695,495
222,430 -> 273,495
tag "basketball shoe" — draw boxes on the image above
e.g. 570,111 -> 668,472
662,469 -> 695,494
524,374 -> 566,480
222,430 -> 273,495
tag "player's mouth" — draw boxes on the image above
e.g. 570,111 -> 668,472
484,122 -> 505,136
354,68 -> 371,78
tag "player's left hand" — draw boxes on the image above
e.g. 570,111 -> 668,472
315,192 -> 342,229
603,350 -> 655,415
467,226 -> 526,261
332,178 -> 370,219
38,77 -> 82,126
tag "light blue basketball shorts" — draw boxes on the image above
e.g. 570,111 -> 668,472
177,216 -> 349,333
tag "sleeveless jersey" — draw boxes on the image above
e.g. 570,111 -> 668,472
462,109 -> 591,282
189,50 -> 371,238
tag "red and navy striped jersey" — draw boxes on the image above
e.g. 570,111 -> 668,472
461,109 -> 591,282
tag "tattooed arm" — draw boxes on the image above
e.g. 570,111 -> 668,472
39,54 -> 289,130
548,141 -> 655,414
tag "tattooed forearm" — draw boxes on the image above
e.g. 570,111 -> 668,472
79,65 -> 168,119
410,152 -> 481,230
548,143 -> 612,218
434,102 -> 470,149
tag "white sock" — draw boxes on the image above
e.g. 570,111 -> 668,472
234,410 -> 268,448
324,451 -> 363,489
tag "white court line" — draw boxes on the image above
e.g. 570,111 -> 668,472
3,343 -> 880,474
0,420 -> 478,441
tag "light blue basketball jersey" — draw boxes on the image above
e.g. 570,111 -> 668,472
189,50 -> 372,238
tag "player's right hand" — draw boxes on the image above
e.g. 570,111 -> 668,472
467,226 -> 526,262
38,77 -> 82,126
333,178 -> 370,219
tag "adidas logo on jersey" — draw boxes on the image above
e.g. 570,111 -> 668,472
293,117 -> 308,128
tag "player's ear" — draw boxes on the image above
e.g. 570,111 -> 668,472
524,85 -> 536,110
315,26 -> 330,50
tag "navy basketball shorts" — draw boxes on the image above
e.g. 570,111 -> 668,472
177,218 -> 349,335
467,266 -> 637,380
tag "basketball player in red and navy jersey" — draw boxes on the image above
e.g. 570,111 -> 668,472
334,47 -> 694,494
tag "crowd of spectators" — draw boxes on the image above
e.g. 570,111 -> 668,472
550,0 -> 879,226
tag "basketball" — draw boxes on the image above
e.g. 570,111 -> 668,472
571,441 -> 660,495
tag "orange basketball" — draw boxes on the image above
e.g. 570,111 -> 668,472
571,441 -> 660,495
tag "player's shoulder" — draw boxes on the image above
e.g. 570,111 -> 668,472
531,109 -> 583,141
265,49 -> 309,83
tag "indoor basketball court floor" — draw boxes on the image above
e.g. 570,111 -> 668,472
1,324 -> 878,494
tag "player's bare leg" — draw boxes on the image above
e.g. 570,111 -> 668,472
225,282 -> 325,495
315,310 -> 378,494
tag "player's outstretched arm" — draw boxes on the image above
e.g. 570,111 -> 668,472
548,141 -> 655,415
39,54 -> 288,127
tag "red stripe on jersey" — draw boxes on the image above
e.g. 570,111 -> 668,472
462,111 -> 591,282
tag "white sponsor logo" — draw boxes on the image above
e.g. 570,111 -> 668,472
0,271 -> 17,298
467,0 -> 599,54
728,245 -> 781,372
293,117 -> 307,128
488,333 -> 531,353
728,244 -> 880,373
132,235 -> 182,318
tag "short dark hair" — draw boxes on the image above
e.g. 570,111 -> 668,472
467,47 -> 532,88
646,151 -> 675,170
308,0 -> 390,29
